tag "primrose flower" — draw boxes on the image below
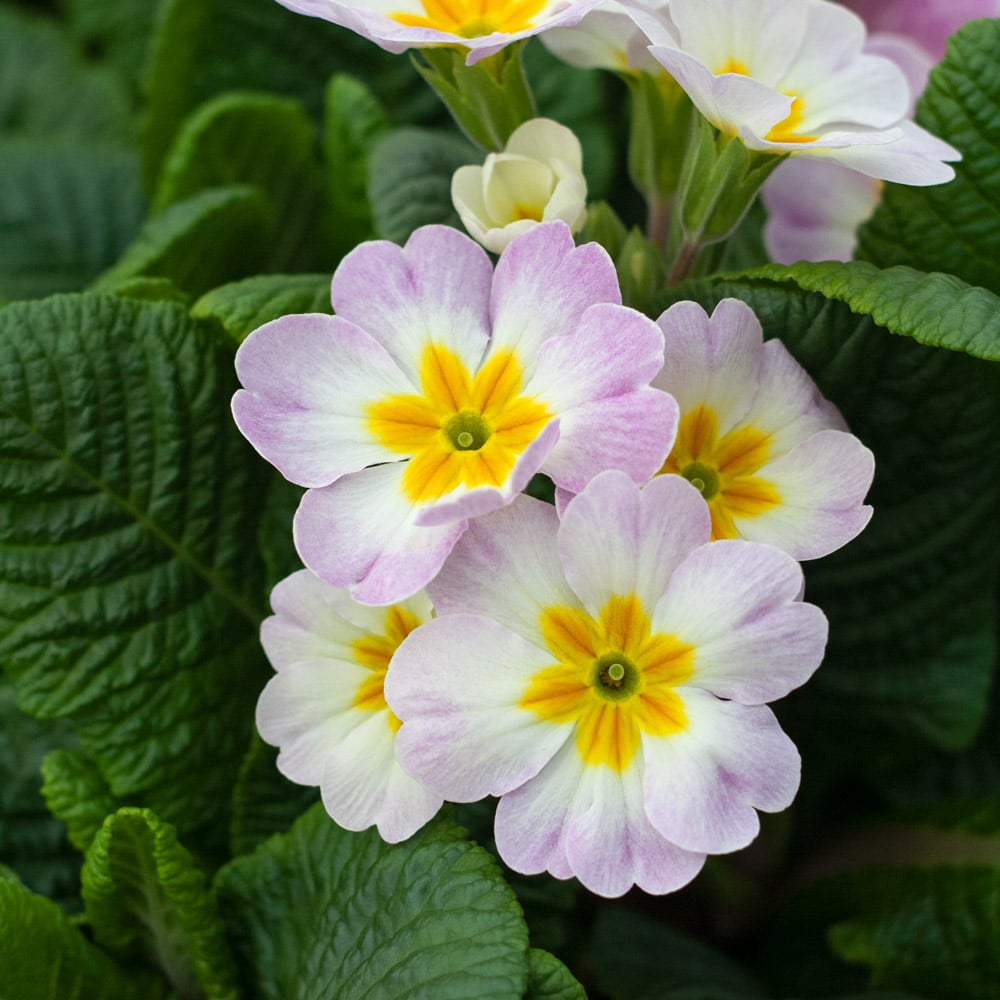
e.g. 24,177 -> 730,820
386,471 -> 827,897
271,0 -> 603,64
452,118 -> 588,254
649,299 -> 874,559
762,0 -> 995,263
233,222 -> 678,605
634,0 -> 960,184
255,570 -> 441,842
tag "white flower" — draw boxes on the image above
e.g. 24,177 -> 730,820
451,119 -> 588,253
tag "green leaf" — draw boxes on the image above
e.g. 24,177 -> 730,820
0,293 -> 270,850
0,5 -> 132,142
93,185 -> 273,299
154,92 -> 333,271
41,748 -> 118,855
0,678 -> 79,906
655,279 -> 1000,754
325,74 -> 390,257
819,865 -> 1000,1000
191,272 -> 332,344
857,20 -> 1000,295
228,735 -> 318,858
524,948 -> 585,1000
64,0 -> 159,96
0,877 -> 166,1000
729,260 -> 1000,360
82,808 -> 240,1000
369,127 -> 479,243
0,137 -> 145,301
588,905 -> 763,1000
215,803 -> 530,999
140,0 -> 430,189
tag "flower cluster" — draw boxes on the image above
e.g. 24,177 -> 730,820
231,0 -> 967,898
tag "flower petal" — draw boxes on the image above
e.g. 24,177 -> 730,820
387,614 -> 572,800
294,463 -> 466,605
331,225 -> 493,385
319,710 -> 442,843
559,471 -> 711,619
653,538 -> 827,703
642,690 -> 801,854
232,313 -> 413,487
488,222 -> 621,371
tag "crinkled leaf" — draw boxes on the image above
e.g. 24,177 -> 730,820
93,185 -> 272,298
857,20 -> 1000,295
524,949 -> 585,1000
589,905 -> 763,1000
0,137 -> 145,301
154,92 -> 333,271
140,0 -> 431,188
0,5 -> 132,142
325,74 -> 390,257
215,803 -> 530,1000
0,878 -> 166,1000
0,679 -> 79,906
369,127 -> 479,244
656,279 -> 1000,754
82,808 -> 239,1000
191,272 -> 332,344
228,735 -> 318,858
0,293 -> 270,851
731,260 -> 1000,360
41,748 -> 118,855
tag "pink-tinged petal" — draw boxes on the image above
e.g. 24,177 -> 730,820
762,157 -> 882,264
319,711 -> 442,843
414,418 -> 561,527
262,570 -> 380,668
739,337 -> 846,450
642,690 -> 801,854
654,299 -> 764,430
294,464 -> 467,605
812,119 -> 960,185
653,539 -> 827,704
489,222 -> 621,371
232,313 -> 413,487
428,493 -> 579,646
866,33 -> 935,108
255,661 -> 370,786
739,429 -> 875,560
387,614 -> 572,801
559,471 -> 711,618
331,225 -> 492,384
542,389 -> 678,492
496,739 -> 706,897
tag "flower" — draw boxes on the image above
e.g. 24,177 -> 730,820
385,470 -> 828,897
762,0 -> 996,263
255,570 -> 441,842
271,0 -> 604,64
232,222 -> 678,605
633,0 -> 960,183
451,118 -> 588,254
648,298 -> 874,559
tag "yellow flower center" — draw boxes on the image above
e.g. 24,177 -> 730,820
660,405 -> 781,540
765,96 -> 817,144
366,343 -> 552,504
519,595 -> 694,772
352,605 -> 423,733
391,0 -> 547,37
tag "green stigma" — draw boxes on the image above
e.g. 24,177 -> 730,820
445,410 -> 492,452
681,461 -> 721,500
592,653 -> 640,701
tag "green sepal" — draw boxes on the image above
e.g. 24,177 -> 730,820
82,807 -> 240,1000
626,73 -> 693,229
0,877 -> 167,1000
413,43 -> 536,150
